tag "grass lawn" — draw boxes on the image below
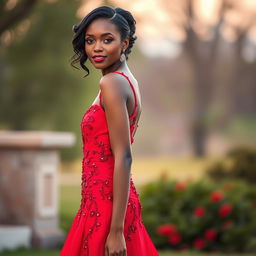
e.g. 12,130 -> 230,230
61,156 -> 219,186
0,249 -> 253,256
0,250 -> 59,256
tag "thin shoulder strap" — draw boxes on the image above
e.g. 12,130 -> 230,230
99,90 -> 102,106
111,71 -> 138,119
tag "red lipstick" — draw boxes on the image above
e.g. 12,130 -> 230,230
92,56 -> 106,63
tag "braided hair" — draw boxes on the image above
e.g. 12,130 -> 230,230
71,6 -> 137,77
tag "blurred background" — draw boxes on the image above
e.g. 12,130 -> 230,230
0,0 -> 256,255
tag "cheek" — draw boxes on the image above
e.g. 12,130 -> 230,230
107,43 -> 122,56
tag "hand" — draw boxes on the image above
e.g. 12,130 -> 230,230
105,229 -> 127,256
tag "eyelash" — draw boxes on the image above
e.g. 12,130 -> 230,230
85,38 -> 113,44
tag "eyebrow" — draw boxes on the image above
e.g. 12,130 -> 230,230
85,32 -> 114,37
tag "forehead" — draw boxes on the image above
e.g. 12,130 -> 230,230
85,18 -> 120,36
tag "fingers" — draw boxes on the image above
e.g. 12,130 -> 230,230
105,246 -> 109,256
106,249 -> 126,256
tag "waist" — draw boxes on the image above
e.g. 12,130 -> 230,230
83,147 -> 114,160
80,175 -> 138,199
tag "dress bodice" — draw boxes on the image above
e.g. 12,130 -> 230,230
60,71 -> 160,256
80,71 -> 139,162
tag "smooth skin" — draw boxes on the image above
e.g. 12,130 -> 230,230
84,18 -> 141,256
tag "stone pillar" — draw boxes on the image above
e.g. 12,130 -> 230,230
0,131 -> 76,250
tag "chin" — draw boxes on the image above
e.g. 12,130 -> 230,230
93,63 -> 107,69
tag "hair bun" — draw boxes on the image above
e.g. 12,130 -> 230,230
115,8 -> 137,59
115,8 -> 136,34
72,24 -> 79,33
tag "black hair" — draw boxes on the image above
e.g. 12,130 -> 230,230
70,6 -> 137,77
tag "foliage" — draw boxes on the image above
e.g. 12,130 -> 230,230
0,0 -> 100,160
140,177 -> 256,253
2,183 -> 256,255
207,146 -> 256,184
0,0 -> 38,36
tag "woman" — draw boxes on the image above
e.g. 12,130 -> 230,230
60,6 -> 159,256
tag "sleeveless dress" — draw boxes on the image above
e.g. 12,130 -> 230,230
60,71 -> 159,256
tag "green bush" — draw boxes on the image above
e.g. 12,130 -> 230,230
140,177 -> 256,253
207,146 -> 256,183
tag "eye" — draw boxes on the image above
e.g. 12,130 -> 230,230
85,38 -> 93,44
104,38 -> 113,43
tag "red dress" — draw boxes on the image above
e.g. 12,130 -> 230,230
60,71 -> 159,256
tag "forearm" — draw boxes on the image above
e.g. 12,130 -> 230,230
110,153 -> 132,231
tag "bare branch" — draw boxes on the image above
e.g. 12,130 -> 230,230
0,0 -> 38,36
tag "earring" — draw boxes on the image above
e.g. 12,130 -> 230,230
120,51 -> 126,62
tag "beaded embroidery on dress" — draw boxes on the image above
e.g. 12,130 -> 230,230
60,71 -> 159,256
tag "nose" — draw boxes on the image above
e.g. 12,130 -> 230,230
94,40 -> 103,52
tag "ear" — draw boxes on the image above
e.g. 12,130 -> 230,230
122,37 -> 129,52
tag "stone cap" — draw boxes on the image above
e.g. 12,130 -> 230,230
0,131 -> 76,149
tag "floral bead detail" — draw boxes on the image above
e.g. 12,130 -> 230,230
77,102 -> 142,254
124,180 -> 144,241
94,132 -> 113,154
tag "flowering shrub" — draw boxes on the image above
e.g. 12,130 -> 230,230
207,146 -> 256,184
210,190 -> 224,203
140,177 -> 256,253
193,206 -> 206,218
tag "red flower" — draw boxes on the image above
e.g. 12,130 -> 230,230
156,224 -> 176,236
210,190 -> 224,203
168,232 -> 182,245
219,203 -> 233,217
204,228 -> 217,241
193,238 -> 205,249
193,206 -> 206,217
175,182 -> 186,191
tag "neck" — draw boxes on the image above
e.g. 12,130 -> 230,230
102,61 -> 127,76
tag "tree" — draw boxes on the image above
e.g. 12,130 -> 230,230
161,0 -> 256,156
81,0 -> 256,156
0,0 -> 38,37
0,0 -> 99,160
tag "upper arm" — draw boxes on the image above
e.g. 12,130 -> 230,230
99,74 -> 132,159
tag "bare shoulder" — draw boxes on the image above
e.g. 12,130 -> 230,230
99,72 -> 130,106
99,72 -> 130,96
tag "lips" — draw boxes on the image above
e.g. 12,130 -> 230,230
92,56 -> 106,62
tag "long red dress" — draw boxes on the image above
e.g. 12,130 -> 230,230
60,71 -> 159,256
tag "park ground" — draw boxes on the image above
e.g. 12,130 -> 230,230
1,156 -> 254,256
